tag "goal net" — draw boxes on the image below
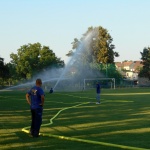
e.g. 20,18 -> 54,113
83,78 -> 115,90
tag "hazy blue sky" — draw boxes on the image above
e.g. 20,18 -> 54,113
0,0 -> 150,63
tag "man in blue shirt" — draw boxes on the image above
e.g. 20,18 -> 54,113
96,82 -> 101,104
26,79 -> 45,137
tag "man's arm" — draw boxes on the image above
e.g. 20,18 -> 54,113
40,95 -> 45,106
26,93 -> 31,105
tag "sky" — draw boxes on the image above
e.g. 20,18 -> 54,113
0,0 -> 150,64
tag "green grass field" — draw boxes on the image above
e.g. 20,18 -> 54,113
0,88 -> 150,150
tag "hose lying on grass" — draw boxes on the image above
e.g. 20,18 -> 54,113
22,94 -> 148,150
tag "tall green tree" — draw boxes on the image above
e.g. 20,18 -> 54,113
66,26 -> 120,79
0,57 -> 4,86
0,57 -> 4,78
139,47 -> 150,79
0,57 -> 10,86
6,63 -> 18,85
0,57 -> 9,78
92,26 -> 119,63
66,26 -> 119,64
10,43 -> 64,79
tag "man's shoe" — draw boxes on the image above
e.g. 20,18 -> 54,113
96,102 -> 100,104
33,134 -> 39,138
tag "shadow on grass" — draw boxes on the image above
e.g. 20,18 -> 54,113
0,89 -> 150,149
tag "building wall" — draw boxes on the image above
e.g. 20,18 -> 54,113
126,72 -> 138,79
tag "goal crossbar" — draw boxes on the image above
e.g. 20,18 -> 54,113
84,78 -> 115,89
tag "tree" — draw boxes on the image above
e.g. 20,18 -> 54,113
0,57 -> 9,79
92,27 -> 119,77
139,47 -> 150,79
5,63 -> 18,86
92,26 -> 119,63
0,57 -> 4,78
0,57 -> 10,86
67,26 -> 119,64
10,43 -> 64,79
0,57 -> 5,86
66,26 -> 120,79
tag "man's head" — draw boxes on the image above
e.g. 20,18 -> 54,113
36,79 -> 42,86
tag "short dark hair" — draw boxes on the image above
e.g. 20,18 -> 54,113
36,79 -> 42,85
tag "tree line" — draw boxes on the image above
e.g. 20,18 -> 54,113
0,26 -> 150,87
0,43 -> 65,86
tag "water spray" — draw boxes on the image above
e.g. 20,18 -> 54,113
53,31 -> 95,90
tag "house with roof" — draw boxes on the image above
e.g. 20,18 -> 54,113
115,61 -> 143,80
132,61 -> 143,72
122,61 -> 133,71
115,62 -> 122,71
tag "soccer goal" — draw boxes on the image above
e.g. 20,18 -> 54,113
83,78 -> 115,90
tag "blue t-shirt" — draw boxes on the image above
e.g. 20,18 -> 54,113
27,86 -> 44,109
96,83 -> 101,94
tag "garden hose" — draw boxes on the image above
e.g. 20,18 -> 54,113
22,94 -> 148,150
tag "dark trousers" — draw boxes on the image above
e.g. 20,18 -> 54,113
30,107 -> 43,137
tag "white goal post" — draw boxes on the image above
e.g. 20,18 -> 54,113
83,78 -> 115,90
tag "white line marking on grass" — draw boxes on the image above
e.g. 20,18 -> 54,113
103,93 -> 150,95
22,93 -> 148,150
